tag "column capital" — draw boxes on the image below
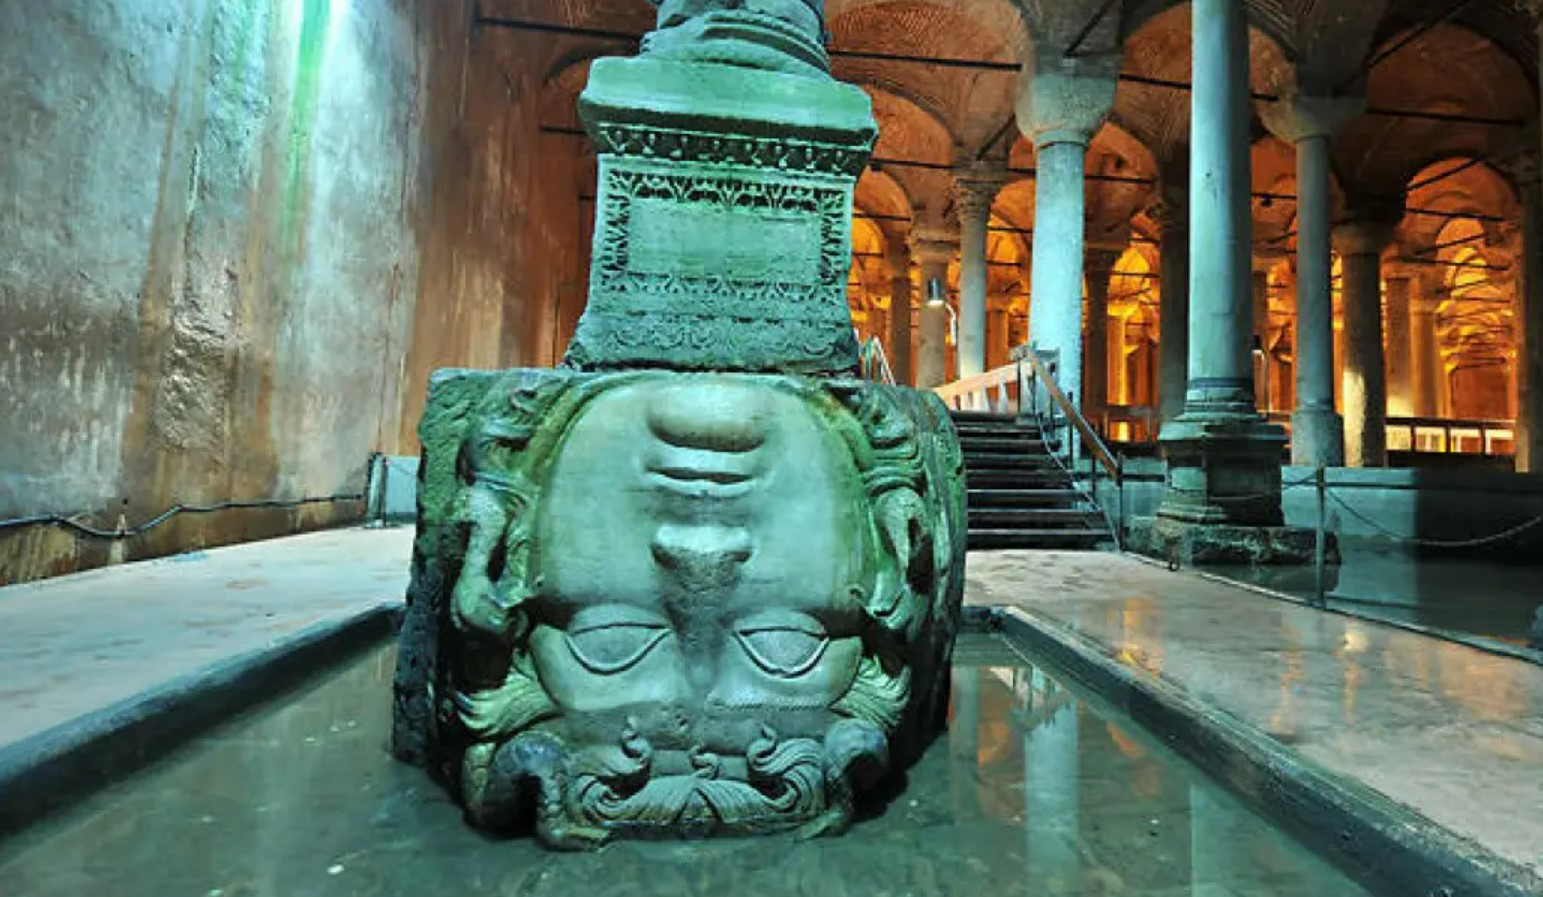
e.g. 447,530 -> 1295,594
909,229 -> 959,267
1015,58 -> 1117,149
1259,90 -> 1366,143
1493,148 -> 1543,190
1085,246 -> 1125,277
1332,220 -> 1398,257
951,165 -> 1008,220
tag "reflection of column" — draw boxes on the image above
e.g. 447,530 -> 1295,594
1025,669 -> 1080,887
886,236 -> 915,386
1084,249 -> 1123,426
955,172 -> 1005,379
1384,271 -> 1414,419
913,233 -> 958,389
1410,278 -> 1441,419
1155,162 -> 1190,423
951,664 -> 981,818
1335,218 -> 1398,468
1261,92 -> 1362,467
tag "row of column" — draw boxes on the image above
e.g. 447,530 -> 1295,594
878,0 -> 1543,476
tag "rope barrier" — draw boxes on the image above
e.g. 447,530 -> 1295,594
1325,489 -> 1543,549
0,493 -> 367,540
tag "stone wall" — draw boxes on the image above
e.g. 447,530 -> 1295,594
0,0 -> 590,584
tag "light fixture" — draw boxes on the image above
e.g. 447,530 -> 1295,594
925,278 -> 958,345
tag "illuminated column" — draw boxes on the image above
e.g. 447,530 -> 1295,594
1252,264 -> 1271,411
913,232 -> 958,389
954,170 -> 1006,379
885,236 -> 915,385
1151,0 -> 1288,530
1384,268 -> 1415,419
1410,273 -> 1443,419
988,304 -> 1011,370
1334,215 -> 1398,468
1084,249 -> 1124,426
1261,92 -> 1363,467
1518,156 -> 1543,472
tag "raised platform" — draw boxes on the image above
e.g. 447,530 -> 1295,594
968,549 -> 1543,893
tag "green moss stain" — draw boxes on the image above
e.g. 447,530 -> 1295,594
281,0 -> 331,249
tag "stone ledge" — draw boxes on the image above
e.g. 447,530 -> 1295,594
1124,514 -> 1329,566
0,603 -> 401,840
985,604 -> 1543,897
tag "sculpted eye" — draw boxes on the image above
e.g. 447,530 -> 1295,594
565,608 -> 670,674
734,612 -> 830,678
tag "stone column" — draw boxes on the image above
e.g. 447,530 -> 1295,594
1384,269 -> 1415,419
1084,249 -> 1123,427
1261,92 -> 1363,467
1139,0 -> 1307,561
1334,218 -> 1397,467
1154,164 -> 1190,423
1410,277 -> 1442,419
1252,266 -> 1271,412
954,170 -> 1005,379
885,236 -> 915,386
913,233 -> 958,389
988,304 -> 1011,370
1018,60 -> 1116,405
1517,156 -> 1543,472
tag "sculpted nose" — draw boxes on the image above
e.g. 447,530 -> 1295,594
651,523 -> 753,691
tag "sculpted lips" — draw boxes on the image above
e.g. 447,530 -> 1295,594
643,380 -> 772,498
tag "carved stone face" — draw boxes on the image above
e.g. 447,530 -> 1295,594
529,377 -> 869,757
404,370 -> 964,846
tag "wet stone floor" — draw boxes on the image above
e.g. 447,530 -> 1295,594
0,635 -> 1377,897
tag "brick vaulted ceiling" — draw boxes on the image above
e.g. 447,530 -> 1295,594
484,0 -> 1539,235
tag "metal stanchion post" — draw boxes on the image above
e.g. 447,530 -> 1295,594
1314,465 -> 1327,608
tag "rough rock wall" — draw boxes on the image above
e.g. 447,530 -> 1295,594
0,0 -> 431,583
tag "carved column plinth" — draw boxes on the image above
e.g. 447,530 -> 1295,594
392,4 -> 966,848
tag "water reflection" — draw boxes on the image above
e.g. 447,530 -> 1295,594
1212,540 -> 1543,648
0,639 -> 1377,897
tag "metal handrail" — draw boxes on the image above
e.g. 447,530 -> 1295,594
859,336 -> 897,386
1017,351 -> 1122,486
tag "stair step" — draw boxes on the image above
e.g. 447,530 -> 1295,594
966,471 -> 1076,488
968,508 -> 1104,526
957,437 -> 1049,454
962,453 -> 1061,470
968,488 -> 1084,506
949,411 -> 1017,424
967,528 -> 1112,550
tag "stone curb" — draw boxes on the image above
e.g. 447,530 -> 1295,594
0,601 -> 403,840
962,604 -> 1543,897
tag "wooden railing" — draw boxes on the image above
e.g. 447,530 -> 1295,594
858,336 -> 897,386
932,357 -> 1122,487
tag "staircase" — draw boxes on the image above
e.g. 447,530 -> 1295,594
951,410 -> 1112,550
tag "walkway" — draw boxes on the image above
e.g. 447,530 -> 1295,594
968,550 -> 1543,879
2,529 -> 1539,881
0,527 -> 412,752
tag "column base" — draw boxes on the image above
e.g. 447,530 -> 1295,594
1290,406 -> 1344,467
1125,516 -> 1324,566
1156,415 -> 1287,526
